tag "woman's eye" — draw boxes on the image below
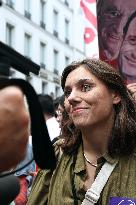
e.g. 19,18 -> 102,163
82,84 -> 91,92
64,90 -> 71,98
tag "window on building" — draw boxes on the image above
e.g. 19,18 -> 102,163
24,33 -> 31,59
6,0 -> 14,9
53,49 -> 59,74
65,56 -> 70,66
65,18 -> 70,44
24,0 -> 31,19
6,23 -> 14,47
64,0 -> 69,7
53,9 -> 58,38
40,42 -> 46,69
40,0 -> 46,29
42,81 -> 48,94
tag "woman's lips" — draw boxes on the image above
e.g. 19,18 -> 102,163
72,107 -> 88,113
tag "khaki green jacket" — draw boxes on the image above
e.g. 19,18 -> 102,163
27,142 -> 136,205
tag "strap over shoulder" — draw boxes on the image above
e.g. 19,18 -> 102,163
81,161 -> 118,205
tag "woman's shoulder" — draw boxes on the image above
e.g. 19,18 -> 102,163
118,149 -> 136,168
53,138 -> 64,162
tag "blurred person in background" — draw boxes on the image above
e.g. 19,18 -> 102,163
55,94 -> 65,129
38,94 -> 60,142
0,86 -> 29,173
14,139 -> 37,205
53,96 -> 60,117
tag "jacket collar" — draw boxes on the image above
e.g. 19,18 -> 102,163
74,143 -> 119,174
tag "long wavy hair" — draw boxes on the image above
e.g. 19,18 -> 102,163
60,58 -> 136,157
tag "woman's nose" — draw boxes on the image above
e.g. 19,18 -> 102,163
67,90 -> 81,104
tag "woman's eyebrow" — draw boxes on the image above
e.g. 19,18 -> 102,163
64,78 -> 94,90
77,78 -> 91,83
64,78 -> 93,90
76,78 -> 94,86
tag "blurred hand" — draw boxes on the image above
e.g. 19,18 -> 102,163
0,86 -> 30,172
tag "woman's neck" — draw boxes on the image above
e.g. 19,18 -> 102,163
81,121 -> 113,157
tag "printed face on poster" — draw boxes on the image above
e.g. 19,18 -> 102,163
97,0 -> 136,83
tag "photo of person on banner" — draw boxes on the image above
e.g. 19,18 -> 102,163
97,0 -> 136,83
118,12 -> 136,83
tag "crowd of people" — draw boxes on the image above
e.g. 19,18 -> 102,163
0,57 -> 136,205
0,1 -> 136,204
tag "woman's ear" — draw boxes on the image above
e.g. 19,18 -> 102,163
112,92 -> 121,105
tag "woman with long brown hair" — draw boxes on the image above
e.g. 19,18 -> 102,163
27,59 -> 136,205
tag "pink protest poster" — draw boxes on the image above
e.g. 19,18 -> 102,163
97,0 -> 136,83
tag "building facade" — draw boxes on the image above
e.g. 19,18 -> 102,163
0,0 -> 86,98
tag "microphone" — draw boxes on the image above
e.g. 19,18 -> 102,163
0,175 -> 20,205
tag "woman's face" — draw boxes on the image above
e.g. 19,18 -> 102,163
64,66 -> 120,129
